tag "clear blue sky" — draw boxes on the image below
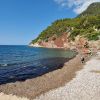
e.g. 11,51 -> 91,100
0,0 -> 77,45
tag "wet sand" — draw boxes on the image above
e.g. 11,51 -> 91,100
0,54 -> 85,100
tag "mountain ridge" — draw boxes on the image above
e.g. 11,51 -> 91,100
78,2 -> 100,17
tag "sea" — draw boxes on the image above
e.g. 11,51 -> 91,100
0,45 -> 77,84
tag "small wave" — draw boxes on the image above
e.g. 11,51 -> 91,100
0,64 -> 8,67
0,61 -> 34,67
0,63 -> 18,67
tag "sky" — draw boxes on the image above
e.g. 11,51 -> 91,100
0,0 -> 100,45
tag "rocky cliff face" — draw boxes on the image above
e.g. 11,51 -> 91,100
31,32 -> 70,48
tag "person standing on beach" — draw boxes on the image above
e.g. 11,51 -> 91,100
81,56 -> 85,63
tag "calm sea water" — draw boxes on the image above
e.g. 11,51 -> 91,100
0,45 -> 77,84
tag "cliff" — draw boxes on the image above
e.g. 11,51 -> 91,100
30,2 -> 100,50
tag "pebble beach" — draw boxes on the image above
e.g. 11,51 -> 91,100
0,52 -> 100,100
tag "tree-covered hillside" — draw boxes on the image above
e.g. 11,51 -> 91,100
78,2 -> 100,17
31,2 -> 100,44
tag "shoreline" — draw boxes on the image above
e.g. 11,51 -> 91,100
35,51 -> 100,100
0,53 -> 87,100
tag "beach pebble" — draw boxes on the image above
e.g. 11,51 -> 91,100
34,52 -> 100,100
